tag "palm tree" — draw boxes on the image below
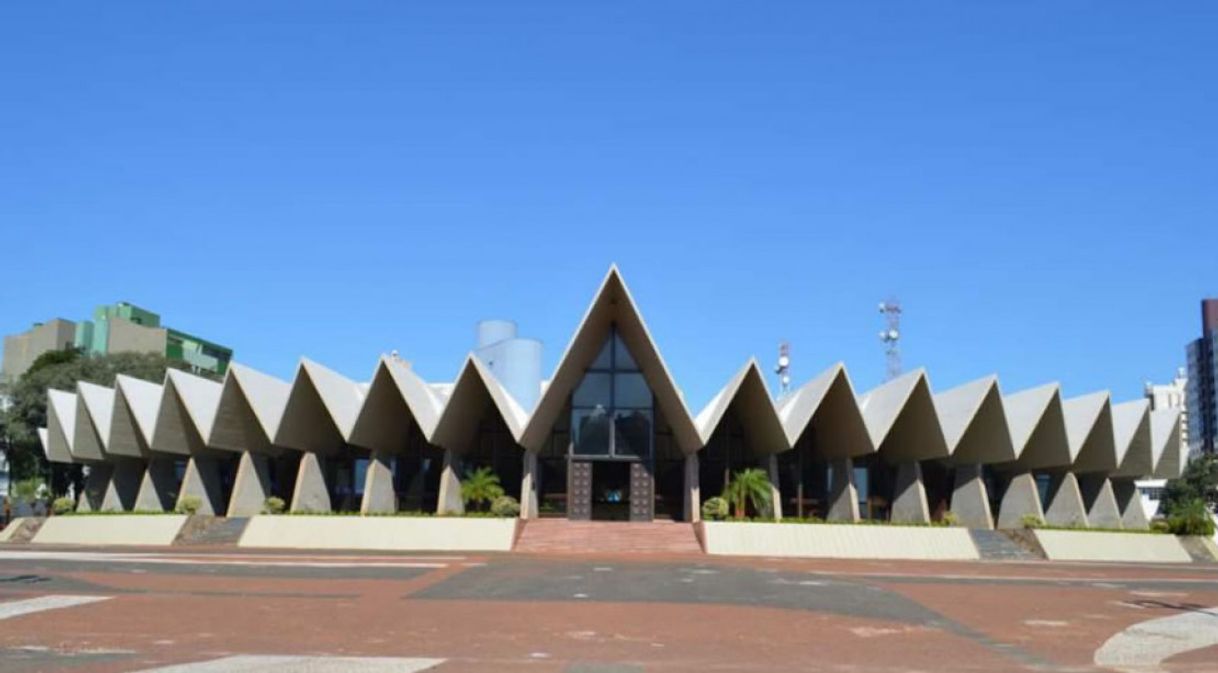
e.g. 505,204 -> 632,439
722,468 -> 773,520
461,467 -> 505,512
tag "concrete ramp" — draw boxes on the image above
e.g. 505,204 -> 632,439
0,518 -> 42,543
703,522 -> 980,560
238,516 -> 517,552
32,515 -> 188,546
1033,530 -> 1193,563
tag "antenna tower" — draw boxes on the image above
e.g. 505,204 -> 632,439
774,341 -> 791,399
878,298 -> 902,381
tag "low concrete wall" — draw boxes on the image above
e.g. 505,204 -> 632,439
703,522 -> 980,561
1033,530 -> 1193,564
238,516 -> 518,552
32,515 -> 188,546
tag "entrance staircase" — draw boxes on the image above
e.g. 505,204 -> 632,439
514,519 -> 703,555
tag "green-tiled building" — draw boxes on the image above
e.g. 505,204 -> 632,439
72,302 -> 232,376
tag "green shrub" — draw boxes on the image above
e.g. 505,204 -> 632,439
1021,513 -> 1044,529
262,496 -> 286,514
490,495 -> 521,518
722,469 -> 773,520
1166,499 -> 1216,537
51,497 -> 75,516
701,496 -> 729,521
461,467 -> 505,512
1149,519 -> 1172,534
175,496 -> 202,515
940,511 -> 959,527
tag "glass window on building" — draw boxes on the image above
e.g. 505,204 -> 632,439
569,326 -> 654,460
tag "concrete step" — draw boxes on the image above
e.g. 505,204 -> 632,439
514,519 -> 703,555
1179,536 -> 1218,563
175,516 -> 249,546
970,529 -> 1044,561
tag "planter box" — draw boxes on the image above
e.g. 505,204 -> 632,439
703,521 -> 979,560
32,515 -> 188,546
238,516 -> 518,552
1032,530 -> 1192,563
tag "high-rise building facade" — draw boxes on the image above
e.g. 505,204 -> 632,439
1185,298 -> 1218,456
1,302 -> 232,381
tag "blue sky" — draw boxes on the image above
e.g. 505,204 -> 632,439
1,2 -> 1215,411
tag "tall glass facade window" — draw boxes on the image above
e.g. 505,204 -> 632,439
570,327 -> 654,459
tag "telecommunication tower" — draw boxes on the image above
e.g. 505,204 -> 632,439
878,298 -> 902,381
774,341 -> 791,399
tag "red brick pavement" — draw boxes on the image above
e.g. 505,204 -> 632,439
0,549 -> 1213,672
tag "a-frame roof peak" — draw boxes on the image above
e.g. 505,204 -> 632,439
1150,409 -> 1184,479
430,354 -> 530,451
77,381 -> 116,444
164,369 -> 222,444
933,375 -> 999,450
694,360 -> 784,451
1063,390 -> 1115,469
115,375 -> 162,443
1111,399 -> 1152,477
857,368 -> 928,445
227,362 -> 290,438
777,362 -> 847,439
518,267 -> 700,453
45,389 -> 77,463
298,357 -> 366,440
858,369 -> 948,461
1004,382 -> 1062,454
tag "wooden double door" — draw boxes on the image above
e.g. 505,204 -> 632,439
568,459 -> 654,522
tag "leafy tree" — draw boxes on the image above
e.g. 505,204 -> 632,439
1,350 -> 220,488
1159,453 -> 1218,518
460,467 -> 504,512
722,468 -> 773,520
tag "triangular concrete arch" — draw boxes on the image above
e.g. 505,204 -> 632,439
777,363 -> 873,460
72,381 -> 114,462
115,375 -> 162,443
274,358 -> 363,454
1150,409 -> 1184,479
1064,391 -> 1117,473
348,355 -> 446,453
934,375 -> 1016,464
1006,383 -> 1071,469
45,389 -> 77,464
858,369 -> 949,462
150,369 -> 221,456
430,355 -> 529,452
210,363 -> 290,455
109,375 -> 162,459
1110,400 -> 1153,478
694,359 -> 788,455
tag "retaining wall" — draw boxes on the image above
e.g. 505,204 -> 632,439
31,515 -> 188,546
1033,530 -> 1193,563
238,516 -> 518,552
703,522 -> 980,560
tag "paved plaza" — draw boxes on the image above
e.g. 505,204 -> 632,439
0,548 -> 1214,672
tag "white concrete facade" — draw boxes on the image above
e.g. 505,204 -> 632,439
33,267 -> 1183,535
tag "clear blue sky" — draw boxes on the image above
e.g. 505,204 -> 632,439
2,2 -> 1215,411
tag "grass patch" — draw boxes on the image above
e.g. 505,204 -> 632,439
716,517 -> 957,528
59,510 -> 180,516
